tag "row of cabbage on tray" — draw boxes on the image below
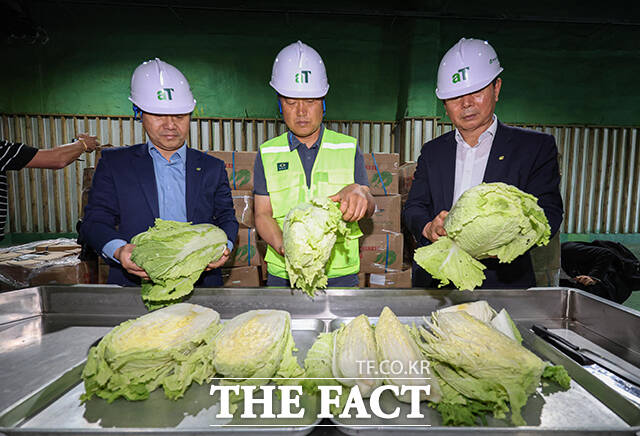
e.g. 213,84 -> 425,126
81,300 -> 570,426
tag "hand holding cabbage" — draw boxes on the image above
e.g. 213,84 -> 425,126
328,183 -> 374,222
415,183 -> 551,290
282,197 -> 348,296
130,219 -> 229,309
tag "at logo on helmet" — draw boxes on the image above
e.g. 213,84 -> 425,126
157,88 -> 175,101
295,70 -> 311,84
451,67 -> 470,84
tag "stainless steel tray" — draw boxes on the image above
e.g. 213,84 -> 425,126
326,317 -> 637,434
1,286 -> 640,435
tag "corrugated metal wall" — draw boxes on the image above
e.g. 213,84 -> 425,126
1,113 -> 638,234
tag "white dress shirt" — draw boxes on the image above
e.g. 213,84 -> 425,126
452,115 -> 498,205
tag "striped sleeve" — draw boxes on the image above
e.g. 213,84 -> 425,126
0,140 -> 39,171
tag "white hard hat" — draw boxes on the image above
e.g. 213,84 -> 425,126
269,41 -> 329,98
435,38 -> 503,100
128,58 -> 196,114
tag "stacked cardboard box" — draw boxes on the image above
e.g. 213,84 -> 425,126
363,153 -> 399,196
0,239 -> 97,290
359,231 -> 403,274
399,162 -> 417,200
232,190 -> 254,228
358,153 -> 411,288
98,257 -> 110,284
221,266 -> 261,287
359,194 -> 402,235
209,151 -> 265,287
367,268 -> 412,288
208,151 -> 257,192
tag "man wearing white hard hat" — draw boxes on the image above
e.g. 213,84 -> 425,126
81,58 -> 238,287
254,41 -> 375,287
403,38 -> 563,289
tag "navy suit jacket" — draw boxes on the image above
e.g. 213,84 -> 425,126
80,143 -> 239,287
403,121 -> 563,289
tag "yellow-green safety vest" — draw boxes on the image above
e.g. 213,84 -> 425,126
260,129 -> 363,279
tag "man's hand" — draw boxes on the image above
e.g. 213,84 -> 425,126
77,133 -> 100,153
205,248 -> 230,271
329,184 -> 373,222
255,194 -> 286,258
575,275 -> 597,286
114,243 -> 149,279
422,210 -> 449,242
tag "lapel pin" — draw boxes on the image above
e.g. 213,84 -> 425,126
498,155 -> 505,161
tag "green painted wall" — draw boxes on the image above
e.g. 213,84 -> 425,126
1,4 -> 638,125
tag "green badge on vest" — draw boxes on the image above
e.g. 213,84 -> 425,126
277,162 -> 289,171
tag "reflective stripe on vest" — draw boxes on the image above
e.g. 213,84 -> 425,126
260,129 -> 362,279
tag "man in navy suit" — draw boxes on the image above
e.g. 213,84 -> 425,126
403,38 -> 563,289
80,58 -> 238,287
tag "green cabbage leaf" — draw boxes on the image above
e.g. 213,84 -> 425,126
283,197 -> 348,296
131,219 -> 228,308
414,183 -> 551,290
418,310 -> 546,425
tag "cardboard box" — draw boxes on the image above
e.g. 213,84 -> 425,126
359,231 -> 403,273
35,241 -> 80,252
367,268 -> 412,288
257,239 -> 268,282
208,151 -> 257,191
358,272 -> 366,287
232,190 -> 254,228
359,194 -> 401,235
363,153 -> 399,196
0,249 -> 96,290
399,162 -> 417,195
225,228 -> 261,267
98,257 -> 110,284
221,266 -> 261,287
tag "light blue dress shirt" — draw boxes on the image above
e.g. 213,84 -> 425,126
102,141 -> 232,263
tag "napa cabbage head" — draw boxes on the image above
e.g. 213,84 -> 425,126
331,314 -> 382,397
375,307 -> 442,403
414,183 -> 551,290
302,315 -> 380,414
212,310 -> 304,384
418,310 -> 546,425
81,303 -> 221,403
283,197 -> 348,297
131,219 -> 228,309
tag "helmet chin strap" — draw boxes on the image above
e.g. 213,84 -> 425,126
132,104 -> 143,122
